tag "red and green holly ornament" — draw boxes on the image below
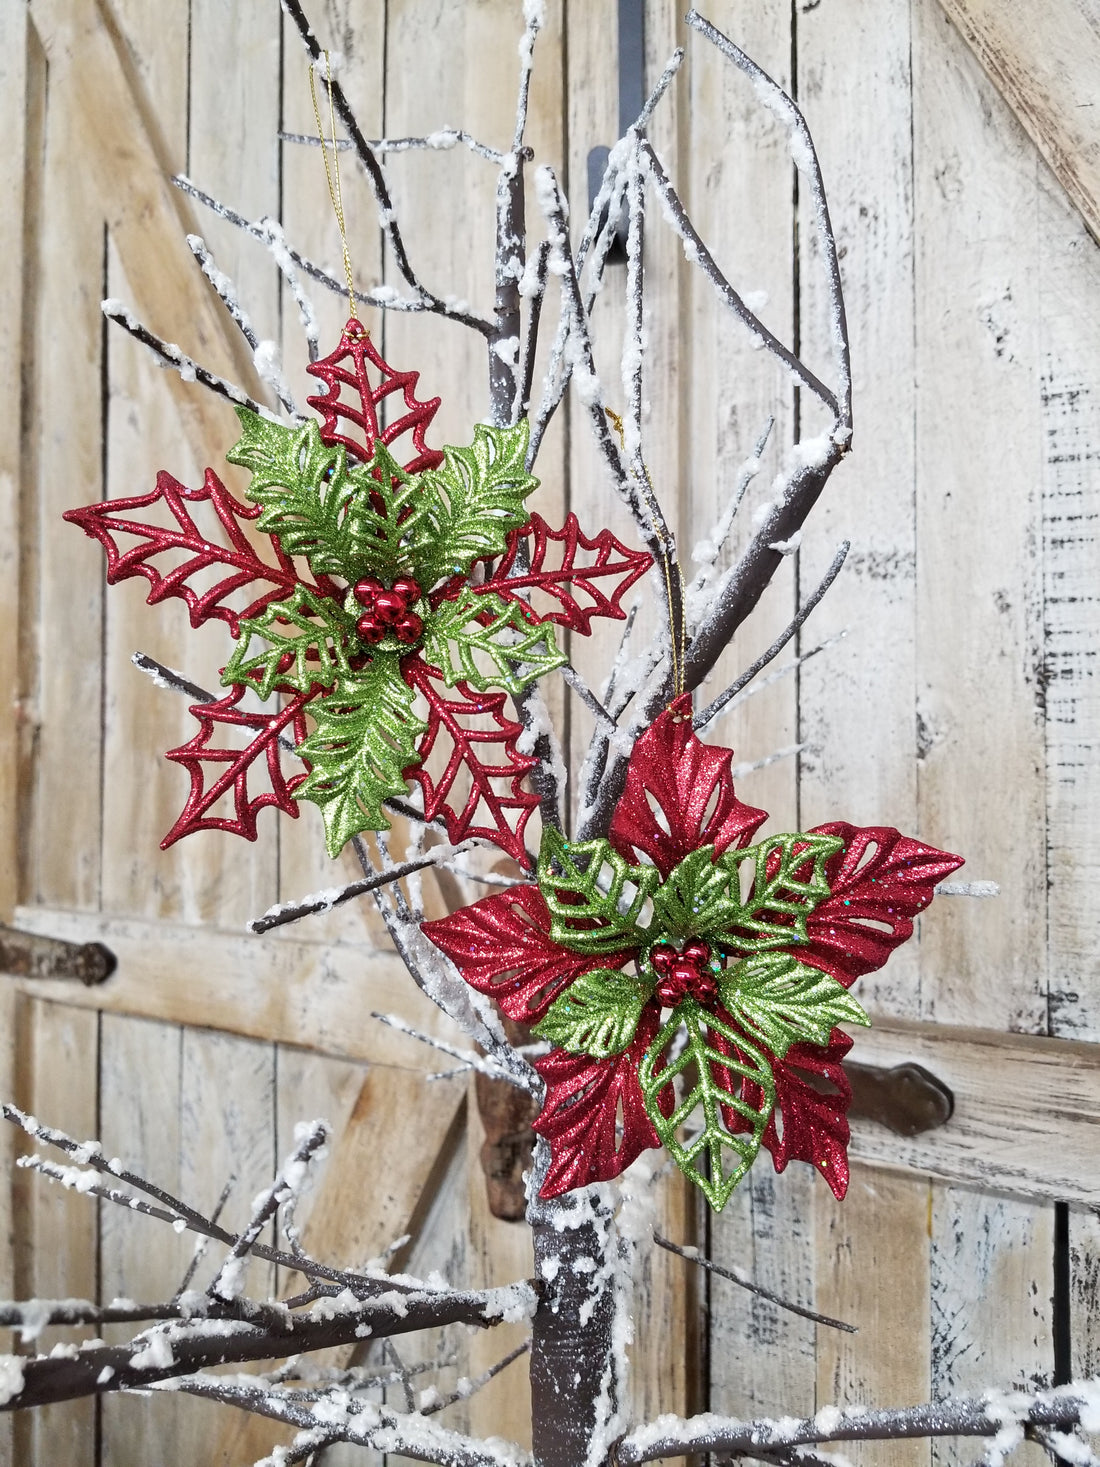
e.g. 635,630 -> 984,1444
65,321 -> 651,863
422,695 -> 963,1210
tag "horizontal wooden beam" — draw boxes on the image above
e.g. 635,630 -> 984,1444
10,906 -> 464,1069
848,1017 -> 1100,1206
10,908 -> 1100,1205
936,0 -> 1100,245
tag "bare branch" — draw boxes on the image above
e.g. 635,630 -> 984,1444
421,1338 -> 531,1415
559,664 -> 630,755
102,301 -> 273,420
247,855 -> 440,934
164,1372 -> 530,1467
280,127 -> 506,164
652,1234 -> 855,1334
713,631 -> 846,719
184,233 -> 300,417
686,9 -> 852,427
208,1122 -> 329,1302
638,140 -> 837,417
694,541 -> 849,729
3,1279 -> 536,1415
686,417 -> 774,609
618,1387 -> 1100,1464
370,1010 -> 533,1088
281,0 -> 494,338
515,239 -> 550,422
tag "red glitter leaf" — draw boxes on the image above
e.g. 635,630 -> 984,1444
162,685 -> 314,846
731,1028 -> 855,1201
790,822 -> 965,988
533,1008 -> 668,1196
422,885 -> 624,1025
63,468 -> 305,636
305,319 -> 444,473
482,512 -> 653,634
402,654 -> 539,867
609,694 -> 767,878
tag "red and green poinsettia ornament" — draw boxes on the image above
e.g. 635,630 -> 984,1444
422,695 -> 963,1211
64,320 -> 651,864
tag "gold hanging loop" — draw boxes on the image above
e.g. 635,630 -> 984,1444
309,50 -> 359,322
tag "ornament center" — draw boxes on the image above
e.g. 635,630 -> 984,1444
649,939 -> 718,1006
353,574 -> 424,647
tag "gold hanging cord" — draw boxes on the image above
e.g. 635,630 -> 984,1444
309,50 -> 359,322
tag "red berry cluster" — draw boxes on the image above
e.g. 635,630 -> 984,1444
650,940 -> 718,1006
353,575 -> 423,646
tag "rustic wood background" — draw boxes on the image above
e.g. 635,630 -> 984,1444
0,0 -> 1098,1463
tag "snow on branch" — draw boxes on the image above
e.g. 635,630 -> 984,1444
617,1383 -> 1100,1464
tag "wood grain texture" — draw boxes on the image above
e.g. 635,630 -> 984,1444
11,1000 -> 98,1467
935,0 -> 1100,247
682,1 -> 812,1431
213,1063 -> 465,1465
847,1017 -> 1100,1204
1036,163 -> 1100,1045
930,1188 -> 1052,1467
12,905 -> 465,1064
815,1163 -> 931,1467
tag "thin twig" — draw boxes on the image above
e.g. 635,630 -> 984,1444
174,1174 -> 235,1299
686,10 -> 852,427
208,1122 -> 329,1302
279,127 -> 506,164
102,302 -> 273,420
694,542 -> 850,729
421,1339 -> 532,1415
559,664 -> 630,754
369,1011 -> 528,1086
280,0 -> 494,338
653,1234 -> 856,1333
637,140 -> 837,416
185,234 -> 300,417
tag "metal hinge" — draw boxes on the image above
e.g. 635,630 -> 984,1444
0,923 -> 115,986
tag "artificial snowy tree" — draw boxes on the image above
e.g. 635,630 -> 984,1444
3,3 -> 1098,1465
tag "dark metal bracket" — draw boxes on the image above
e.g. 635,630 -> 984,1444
0,924 -> 116,986
846,1059 -> 954,1136
586,0 -> 645,264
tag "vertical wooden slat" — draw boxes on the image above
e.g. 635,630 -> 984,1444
99,1015 -> 187,1465
12,999 -> 98,1467
815,1166 -> 931,1467
681,0 -> 811,1428
913,5 -> 1054,1464
27,1 -> 107,913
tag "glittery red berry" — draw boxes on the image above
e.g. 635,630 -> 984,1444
356,612 -> 386,645
391,575 -> 421,604
650,939 -> 717,1006
353,577 -> 384,608
372,589 -> 405,624
393,611 -> 424,645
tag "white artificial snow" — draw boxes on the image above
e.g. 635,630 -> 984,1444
96,1367 -> 115,1385
769,532 -> 802,555
493,335 -> 520,366
130,1333 -> 175,1371
0,1356 -> 23,1407
936,881 -> 1000,898
426,128 -> 460,150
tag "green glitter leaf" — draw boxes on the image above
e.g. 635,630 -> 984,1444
717,952 -> 869,1059
537,828 -> 661,957
221,587 -> 357,699
533,966 -> 652,1059
294,653 -> 427,856
638,1000 -> 775,1212
423,587 -> 567,694
705,832 -> 845,955
414,422 -> 538,585
227,409 -> 429,583
650,844 -> 743,938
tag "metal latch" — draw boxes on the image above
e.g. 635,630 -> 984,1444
0,924 -> 115,986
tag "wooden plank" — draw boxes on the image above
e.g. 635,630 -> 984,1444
11,999 -> 98,1467
935,0 -> 1100,247
0,0 -> 28,925
99,0 -> 278,932
1069,1207 -> 1100,1378
816,1164 -> 931,1467
464,1081 -> 533,1448
913,13 -> 1054,1458
930,1189 -> 1052,1467
1037,163 -> 1100,1045
214,1064 -> 466,1463
26,3 -> 107,914
99,1014 -> 189,1466
12,905 -> 464,1064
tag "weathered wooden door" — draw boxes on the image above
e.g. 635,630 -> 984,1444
1,1 -> 1097,1465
